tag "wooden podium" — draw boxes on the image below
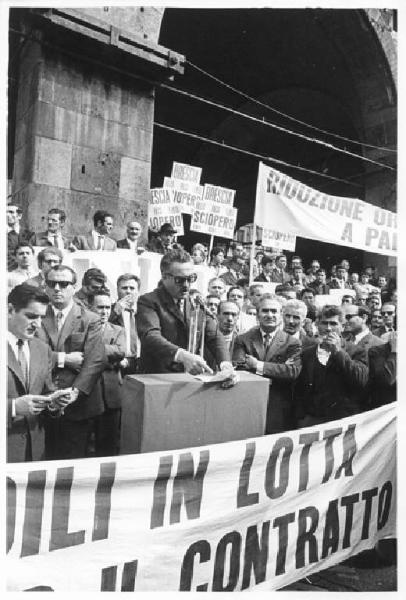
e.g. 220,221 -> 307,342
120,372 -> 269,454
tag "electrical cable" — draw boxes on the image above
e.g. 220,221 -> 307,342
187,60 -> 397,155
154,121 -> 363,188
159,82 -> 395,171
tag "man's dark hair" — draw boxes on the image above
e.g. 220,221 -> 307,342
48,208 -> 66,223
318,304 -> 343,321
211,246 -> 224,259
117,273 -> 141,288
357,305 -> 370,320
88,287 -> 111,305
262,255 -> 276,267
227,286 -> 244,299
300,287 -> 315,299
236,277 -> 249,288
14,243 -> 34,256
37,247 -> 63,268
93,210 -> 113,227
7,203 -> 23,215
8,283 -> 50,311
218,300 -> 240,314
315,269 -> 326,276
45,265 -> 77,286
160,248 -> 192,273
342,294 -> 354,303
82,268 -> 107,286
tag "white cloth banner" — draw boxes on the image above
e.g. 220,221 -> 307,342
254,162 -> 397,256
6,404 -> 396,592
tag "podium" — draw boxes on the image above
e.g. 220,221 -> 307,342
120,372 -> 269,454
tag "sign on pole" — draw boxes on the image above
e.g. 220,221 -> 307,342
148,188 -> 184,235
171,162 -> 202,184
191,197 -> 237,239
163,177 -> 204,215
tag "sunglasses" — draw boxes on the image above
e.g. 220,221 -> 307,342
381,311 -> 394,316
46,280 -> 72,289
165,273 -> 198,285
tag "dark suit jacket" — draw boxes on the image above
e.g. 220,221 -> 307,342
137,284 -> 230,373
368,342 -> 396,408
33,231 -> 72,249
88,322 -> 126,410
220,270 -> 239,286
233,327 -> 302,433
294,340 -> 369,423
7,338 -> 54,462
37,303 -> 106,420
72,232 -> 117,251
254,270 -> 290,284
309,282 -> 330,295
354,331 -> 384,353
7,229 -> 36,270
25,273 -> 47,291
328,279 -> 353,290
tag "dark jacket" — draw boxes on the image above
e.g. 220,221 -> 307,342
7,229 -> 36,270
137,284 -> 230,373
368,342 -> 396,408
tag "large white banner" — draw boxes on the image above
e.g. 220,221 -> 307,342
7,404 -> 396,591
254,162 -> 397,256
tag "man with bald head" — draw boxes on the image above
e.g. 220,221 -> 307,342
117,221 -> 145,253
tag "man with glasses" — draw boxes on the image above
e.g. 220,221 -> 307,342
233,294 -> 302,433
37,265 -> 105,459
117,220 -> 145,253
376,303 -> 396,340
74,268 -> 107,309
26,247 -> 63,291
34,208 -> 74,250
137,249 -> 236,385
295,305 -> 369,427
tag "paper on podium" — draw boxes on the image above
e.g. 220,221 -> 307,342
194,370 -> 240,384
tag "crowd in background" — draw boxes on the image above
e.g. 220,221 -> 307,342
7,204 -> 397,464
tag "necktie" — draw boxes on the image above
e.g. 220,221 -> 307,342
177,299 -> 185,316
56,310 -> 64,331
263,332 -> 271,352
52,234 -> 58,248
97,235 -> 104,250
17,339 -> 29,387
124,308 -> 138,356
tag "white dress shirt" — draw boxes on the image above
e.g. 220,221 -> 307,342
256,329 -> 277,376
92,230 -> 105,250
52,302 -> 74,367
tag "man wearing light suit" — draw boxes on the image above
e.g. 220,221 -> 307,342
137,249 -> 236,386
233,294 -> 302,434
72,210 -> 117,251
89,290 -> 126,456
37,265 -> 106,459
7,284 -> 70,462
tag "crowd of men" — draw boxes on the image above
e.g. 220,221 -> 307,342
7,205 -> 397,464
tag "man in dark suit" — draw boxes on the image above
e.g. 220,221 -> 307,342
7,203 -> 36,271
137,249 -> 236,385
33,208 -> 75,250
309,269 -> 330,295
217,301 -> 239,355
73,268 -> 107,309
368,331 -> 396,408
328,265 -> 353,290
7,284 -> 70,462
109,273 -> 141,375
254,255 -> 278,283
220,257 -> 245,287
294,305 -> 369,427
89,289 -> 126,456
233,294 -> 302,433
37,265 -> 106,459
146,222 -> 178,254
117,220 -> 145,253
72,210 -> 117,251
342,304 -> 384,350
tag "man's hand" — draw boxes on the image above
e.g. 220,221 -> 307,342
15,395 -> 48,416
220,362 -> 239,388
48,388 -> 75,412
64,352 -> 84,370
245,355 -> 258,370
115,295 -> 136,315
177,349 -> 213,375
322,332 -> 341,354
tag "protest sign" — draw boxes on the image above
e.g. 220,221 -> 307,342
148,187 -> 184,235
254,162 -> 397,256
262,228 -> 296,251
171,162 -> 202,184
191,197 -> 237,239
164,177 -> 204,215
202,183 -> 235,206
7,404 -> 396,592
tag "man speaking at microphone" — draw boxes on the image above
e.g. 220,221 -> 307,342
137,249 -> 237,387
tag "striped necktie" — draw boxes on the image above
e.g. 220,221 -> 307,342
17,339 -> 29,388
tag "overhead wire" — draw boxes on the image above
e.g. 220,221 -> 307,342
159,81 -> 395,172
187,60 -> 397,155
154,122 -> 363,188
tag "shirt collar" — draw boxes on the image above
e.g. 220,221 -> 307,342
8,224 -> 20,234
52,301 -> 74,318
8,330 -> 25,348
354,328 -> 370,344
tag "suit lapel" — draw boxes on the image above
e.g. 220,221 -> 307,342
41,305 -> 59,349
252,328 -> 265,361
158,286 -> 185,325
8,342 -> 27,391
58,303 -> 81,350
265,329 -> 285,361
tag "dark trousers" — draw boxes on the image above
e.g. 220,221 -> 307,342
44,414 -> 92,460
94,407 -> 122,457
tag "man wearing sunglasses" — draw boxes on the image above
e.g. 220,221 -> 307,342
376,303 -> 396,340
137,249 -> 236,386
37,265 -> 106,459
